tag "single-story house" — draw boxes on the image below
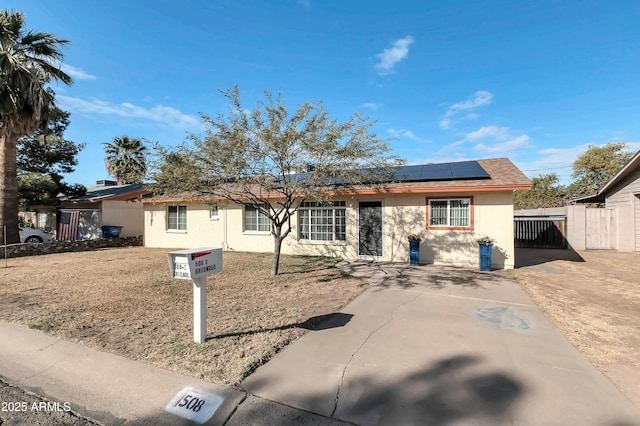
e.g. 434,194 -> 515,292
571,149 -> 640,252
56,180 -> 148,240
142,158 -> 531,269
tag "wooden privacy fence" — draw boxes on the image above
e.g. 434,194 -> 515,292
514,217 -> 567,249
585,208 -> 616,249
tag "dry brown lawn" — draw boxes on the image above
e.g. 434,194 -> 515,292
0,247 -> 367,386
513,249 -> 640,408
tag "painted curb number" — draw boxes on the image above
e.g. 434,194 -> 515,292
177,393 -> 206,412
165,386 -> 223,424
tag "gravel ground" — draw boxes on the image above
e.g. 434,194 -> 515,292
0,377 -> 99,425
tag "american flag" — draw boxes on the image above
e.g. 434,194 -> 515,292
57,210 -> 80,241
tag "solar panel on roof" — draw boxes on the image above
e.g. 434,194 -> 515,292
449,161 -> 490,179
392,160 -> 490,182
395,165 -> 424,181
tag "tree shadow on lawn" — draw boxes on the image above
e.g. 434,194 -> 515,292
207,312 -> 353,341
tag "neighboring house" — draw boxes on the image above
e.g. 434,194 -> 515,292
142,158 -> 531,269
56,180 -> 148,240
570,150 -> 640,252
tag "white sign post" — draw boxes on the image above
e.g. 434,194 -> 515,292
167,248 -> 222,343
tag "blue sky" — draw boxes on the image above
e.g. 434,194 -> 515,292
8,0 -> 640,186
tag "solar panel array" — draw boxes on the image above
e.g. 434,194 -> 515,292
282,160 -> 490,184
394,160 -> 490,182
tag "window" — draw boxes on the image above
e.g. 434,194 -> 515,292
299,201 -> 346,241
244,205 -> 270,232
427,198 -> 472,229
209,203 -> 219,220
168,205 -> 187,230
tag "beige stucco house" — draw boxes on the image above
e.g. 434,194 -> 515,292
142,158 -> 531,269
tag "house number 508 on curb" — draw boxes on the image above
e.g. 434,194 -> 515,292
165,386 -> 223,424
177,393 -> 205,412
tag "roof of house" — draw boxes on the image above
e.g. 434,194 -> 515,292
142,157 -> 531,203
64,183 -> 149,203
351,158 -> 531,194
571,149 -> 640,204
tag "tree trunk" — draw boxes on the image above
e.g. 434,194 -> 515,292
272,233 -> 283,275
0,131 -> 20,245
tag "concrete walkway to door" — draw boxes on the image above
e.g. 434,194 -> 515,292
242,261 -> 640,426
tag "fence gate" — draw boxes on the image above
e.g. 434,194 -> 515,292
585,208 -> 616,249
514,217 -> 567,249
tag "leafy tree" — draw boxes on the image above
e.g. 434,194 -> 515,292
514,173 -> 567,210
567,143 -> 634,198
0,9 -> 72,244
102,135 -> 147,184
17,108 -> 86,206
151,86 -> 403,275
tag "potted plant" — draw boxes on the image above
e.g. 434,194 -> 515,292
476,236 -> 496,271
408,234 -> 421,266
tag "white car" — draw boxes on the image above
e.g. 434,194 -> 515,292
19,228 -> 53,244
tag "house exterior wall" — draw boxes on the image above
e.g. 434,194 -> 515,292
143,190 -> 516,269
101,200 -> 144,237
602,167 -> 640,252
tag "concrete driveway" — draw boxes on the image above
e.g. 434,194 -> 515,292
242,261 -> 640,426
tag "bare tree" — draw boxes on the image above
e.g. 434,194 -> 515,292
152,86 -> 403,274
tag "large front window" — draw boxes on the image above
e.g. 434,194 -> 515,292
299,201 -> 346,241
168,205 -> 187,230
428,198 -> 472,229
244,205 -> 270,232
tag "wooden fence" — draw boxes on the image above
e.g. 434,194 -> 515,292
514,217 -> 567,249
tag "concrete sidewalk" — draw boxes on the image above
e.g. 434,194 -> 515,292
0,322 -> 347,425
242,261 -> 640,426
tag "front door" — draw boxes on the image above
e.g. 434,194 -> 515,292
358,201 -> 383,257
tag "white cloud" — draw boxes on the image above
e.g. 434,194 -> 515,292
60,64 -> 97,80
387,128 -> 430,143
473,135 -> 531,154
361,102 -> 380,111
439,90 -> 493,129
57,95 -> 200,129
463,125 -> 510,142
375,36 -> 414,76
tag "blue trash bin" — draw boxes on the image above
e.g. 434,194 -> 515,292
409,239 -> 420,266
101,225 -> 123,238
479,243 -> 493,271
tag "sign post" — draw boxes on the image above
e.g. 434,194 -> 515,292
167,248 -> 222,343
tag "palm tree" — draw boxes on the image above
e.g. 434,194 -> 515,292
102,136 -> 147,184
0,10 -> 72,244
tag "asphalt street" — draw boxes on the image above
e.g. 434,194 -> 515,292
0,377 -> 99,425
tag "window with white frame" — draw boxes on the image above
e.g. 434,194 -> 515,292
298,201 -> 346,241
167,205 -> 187,230
428,198 -> 471,228
244,205 -> 270,232
209,203 -> 219,220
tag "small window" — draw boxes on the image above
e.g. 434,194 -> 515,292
168,205 -> 187,230
244,205 -> 270,232
209,204 -> 219,220
427,198 -> 472,229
